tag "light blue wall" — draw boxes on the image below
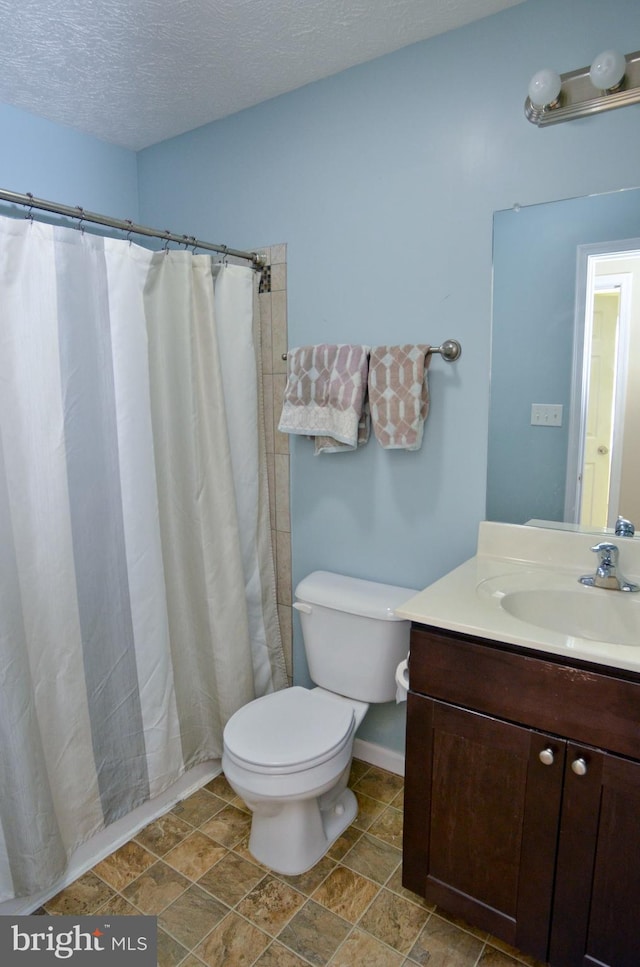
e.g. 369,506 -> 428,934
489,188 -> 640,525
0,103 -> 138,219
138,0 -> 640,753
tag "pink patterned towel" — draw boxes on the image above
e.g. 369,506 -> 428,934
313,401 -> 370,454
368,345 -> 431,450
278,344 -> 370,453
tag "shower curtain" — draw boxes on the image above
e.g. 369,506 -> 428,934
0,214 -> 287,901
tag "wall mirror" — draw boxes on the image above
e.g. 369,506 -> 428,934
487,186 -> 640,532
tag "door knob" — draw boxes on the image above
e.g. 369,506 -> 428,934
597,445 -> 609,454
539,747 -> 555,766
571,757 -> 588,776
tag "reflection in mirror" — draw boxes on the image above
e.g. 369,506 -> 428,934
581,285 -> 619,526
566,245 -> 640,529
488,187 -> 640,531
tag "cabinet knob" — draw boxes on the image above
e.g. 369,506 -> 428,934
539,747 -> 555,766
571,757 -> 588,776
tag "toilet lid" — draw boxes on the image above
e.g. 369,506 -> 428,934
223,686 -> 355,774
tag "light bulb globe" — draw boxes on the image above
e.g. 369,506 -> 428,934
527,68 -> 562,108
589,49 -> 626,91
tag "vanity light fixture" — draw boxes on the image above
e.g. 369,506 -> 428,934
525,48 -> 640,125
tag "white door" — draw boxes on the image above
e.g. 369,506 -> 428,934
579,289 -> 618,528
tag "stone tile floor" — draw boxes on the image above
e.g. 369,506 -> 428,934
40,760 -> 546,967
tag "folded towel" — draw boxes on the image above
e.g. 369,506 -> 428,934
313,401 -> 370,454
368,345 -> 431,450
278,344 -> 370,452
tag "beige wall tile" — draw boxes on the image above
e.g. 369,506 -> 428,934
276,529 -> 292,607
259,244 -> 291,680
271,290 -> 288,374
274,374 -> 289,454
275,453 -> 291,533
270,243 -> 287,265
262,374 -> 275,456
267,461 -> 276,525
278,604 -> 292,679
258,293 -> 272,375
270,262 -> 286,291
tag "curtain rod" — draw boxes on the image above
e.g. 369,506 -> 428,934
0,188 -> 266,269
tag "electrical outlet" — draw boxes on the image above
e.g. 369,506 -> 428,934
531,403 -> 563,427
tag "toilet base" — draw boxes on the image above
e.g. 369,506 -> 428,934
247,787 -> 358,876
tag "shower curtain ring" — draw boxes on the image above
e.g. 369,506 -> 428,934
125,219 -> 134,245
76,206 -> 85,234
25,191 -> 34,223
163,230 -> 171,253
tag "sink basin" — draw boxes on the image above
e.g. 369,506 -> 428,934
396,523 -> 640,671
476,570 -> 640,647
500,587 -> 640,647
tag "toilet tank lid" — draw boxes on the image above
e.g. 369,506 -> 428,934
295,570 -> 419,621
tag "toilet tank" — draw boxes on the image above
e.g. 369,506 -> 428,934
294,570 -> 418,703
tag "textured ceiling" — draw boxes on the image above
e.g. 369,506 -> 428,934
0,0 -> 524,150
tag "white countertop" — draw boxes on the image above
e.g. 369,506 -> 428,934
395,521 -> 640,675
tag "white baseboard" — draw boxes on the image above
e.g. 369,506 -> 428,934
353,738 -> 405,777
1,760 -> 222,916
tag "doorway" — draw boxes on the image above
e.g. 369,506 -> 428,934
579,281 -> 621,528
566,242 -> 640,528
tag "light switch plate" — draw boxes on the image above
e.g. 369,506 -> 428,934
531,403 -> 563,426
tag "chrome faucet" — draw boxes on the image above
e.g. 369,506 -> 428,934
615,516 -> 635,537
579,542 -> 639,592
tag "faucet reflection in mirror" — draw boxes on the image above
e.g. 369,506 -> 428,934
615,516 -> 635,538
525,49 -> 640,125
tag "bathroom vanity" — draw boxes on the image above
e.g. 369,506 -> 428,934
396,522 -> 640,967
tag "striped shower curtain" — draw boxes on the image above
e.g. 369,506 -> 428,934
0,215 -> 287,901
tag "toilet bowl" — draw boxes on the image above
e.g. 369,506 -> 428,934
222,570 -> 416,875
223,685 -> 368,874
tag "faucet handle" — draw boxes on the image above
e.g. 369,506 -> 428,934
591,541 -> 618,557
615,516 -> 635,537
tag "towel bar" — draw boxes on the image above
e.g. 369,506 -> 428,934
281,339 -> 461,362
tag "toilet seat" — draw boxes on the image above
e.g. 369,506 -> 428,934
223,686 -> 355,775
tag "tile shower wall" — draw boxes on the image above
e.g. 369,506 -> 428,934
258,244 -> 292,681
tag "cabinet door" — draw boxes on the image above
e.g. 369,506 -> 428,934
403,694 -> 564,960
550,745 -> 640,967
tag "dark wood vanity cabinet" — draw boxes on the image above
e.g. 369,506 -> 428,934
402,624 -> 640,967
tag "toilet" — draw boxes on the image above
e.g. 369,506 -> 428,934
222,570 -> 416,875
